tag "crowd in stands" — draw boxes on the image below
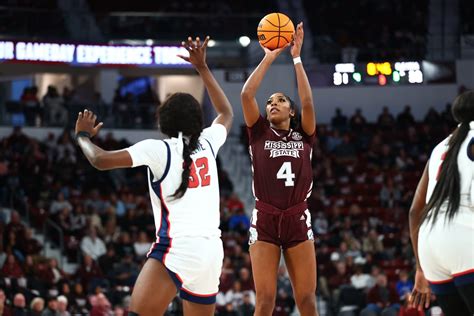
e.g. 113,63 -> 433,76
6,84 -> 159,130
303,0 -> 429,62
0,99 -> 459,315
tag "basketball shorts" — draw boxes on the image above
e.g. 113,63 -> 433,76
249,200 -> 314,249
147,236 -> 224,304
418,201 -> 474,295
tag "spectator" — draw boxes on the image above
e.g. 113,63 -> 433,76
48,258 -> 66,285
360,274 -> 399,316
80,227 -> 106,260
313,211 -> 329,235
396,105 -> 415,128
380,179 -> 401,208
362,230 -> 384,257
133,231 -> 150,259
43,85 -> 65,126
332,108 -> 348,133
30,297 -> 45,316
1,254 -> 23,278
75,255 -> 103,292
57,295 -> 70,316
49,192 -> 72,216
12,293 -> 27,316
377,107 -> 395,130
238,292 -> 255,316
351,263 -> 372,291
395,270 -> 413,300
41,296 -> 58,316
228,208 -> 250,233
89,293 -> 112,316
349,108 -> 367,132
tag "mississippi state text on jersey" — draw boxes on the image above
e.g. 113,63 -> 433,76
248,116 -> 315,210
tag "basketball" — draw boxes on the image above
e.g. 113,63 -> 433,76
257,13 -> 295,50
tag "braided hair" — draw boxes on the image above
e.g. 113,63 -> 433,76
159,93 -> 203,198
283,94 -> 301,130
421,90 -> 474,226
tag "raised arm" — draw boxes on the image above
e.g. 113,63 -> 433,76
178,36 -> 233,133
75,110 -> 132,170
240,44 -> 289,127
408,162 -> 431,310
291,22 -> 315,136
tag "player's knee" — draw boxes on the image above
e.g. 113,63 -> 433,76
255,292 -> 276,312
294,292 -> 316,310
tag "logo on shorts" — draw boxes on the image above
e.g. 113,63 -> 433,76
307,230 -> 314,240
249,227 -> 258,245
300,215 -> 305,220
292,132 -> 302,141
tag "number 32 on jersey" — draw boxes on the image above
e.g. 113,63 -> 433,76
188,157 -> 211,188
277,162 -> 295,187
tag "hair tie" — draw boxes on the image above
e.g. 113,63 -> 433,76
176,132 -> 184,155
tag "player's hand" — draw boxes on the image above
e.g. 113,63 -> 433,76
75,109 -> 103,138
291,22 -> 304,58
409,269 -> 431,311
260,42 -> 290,61
178,36 -> 210,70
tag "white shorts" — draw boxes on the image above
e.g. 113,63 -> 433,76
418,205 -> 474,294
147,236 -> 224,304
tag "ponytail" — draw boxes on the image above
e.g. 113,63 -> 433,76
421,122 -> 470,226
172,135 -> 200,198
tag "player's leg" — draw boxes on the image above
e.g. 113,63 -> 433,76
128,259 -> 177,316
250,241 -> 281,316
435,292 -> 471,316
283,240 -> 318,316
182,300 -> 215,316
454,273 -> 474,313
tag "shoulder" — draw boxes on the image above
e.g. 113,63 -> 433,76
201,124 -> 227,139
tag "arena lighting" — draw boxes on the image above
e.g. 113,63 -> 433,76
239,36 -> 251,47
408,69 -> 423,83
207,39 -> 216,47
333,72 -> 342,85
0,40 -> 191,66
393,71 -> 400,82
352,72 -> 362,82
367,62 -> 392,76
394,61 -> 420,72
335,63 -> 355,73
145,39 -> 154,46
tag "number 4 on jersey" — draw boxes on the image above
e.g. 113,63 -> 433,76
277,162 -> 295,187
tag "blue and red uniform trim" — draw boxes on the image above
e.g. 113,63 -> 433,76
428,268 -> 474,295
146,140 -> 217,304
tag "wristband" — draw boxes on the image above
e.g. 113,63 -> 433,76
75,131 -> 91,143
293,56 -> 302,65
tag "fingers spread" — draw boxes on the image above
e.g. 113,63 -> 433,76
177,55 -> 190,62
203,36 -> 210,48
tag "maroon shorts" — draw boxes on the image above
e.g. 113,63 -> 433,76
249,200 -> 314,249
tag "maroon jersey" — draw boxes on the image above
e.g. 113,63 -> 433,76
248,115 -> 315,210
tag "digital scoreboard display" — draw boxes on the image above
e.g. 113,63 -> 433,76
333,61 -> 424,86
0,40 -> 191,67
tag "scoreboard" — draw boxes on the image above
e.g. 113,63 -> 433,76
333,61 -> 424,86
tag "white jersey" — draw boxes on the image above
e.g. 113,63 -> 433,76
126,124 -> 227,240
427,127 -> 474,205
